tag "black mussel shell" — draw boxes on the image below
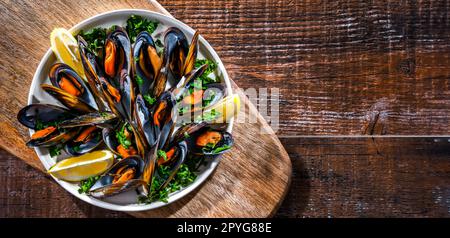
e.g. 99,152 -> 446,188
156,140 -> 188,191
41,84 -> 96,114
58,112 -> 118,129
186,127 -> 233,156
65,126 -> 103,155
89,155 -> 145,198
104,26 -> 132,86
27,127 -> 79,147
17,104 -> 77,130
133,31 -> 161,96
49,63 -> 98,110
151,27 -> 189,98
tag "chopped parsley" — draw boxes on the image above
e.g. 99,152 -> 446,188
126,15 -> 159,43
202,90 -> 216,107
157,150 -> 167,161
203,143 -> 231,154
138,164 -> 197,204
76,27 -> 107,56
49,145 -> 62,157
143,94 -> 156,105
197,108 -> 220,122
195,59 -> 219,84
115,123 -> 132,149
78,176 -> 100,194
135,75 -> 144,86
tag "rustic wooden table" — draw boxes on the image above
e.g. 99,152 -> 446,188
1,0 -> 450,217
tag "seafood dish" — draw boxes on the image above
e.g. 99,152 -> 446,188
17,14 -> 240,205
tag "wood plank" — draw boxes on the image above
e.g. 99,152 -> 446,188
276,137 -> 450,217
2,137 -> 450,217
0,0 -> 291,217
159,0 -> 450,135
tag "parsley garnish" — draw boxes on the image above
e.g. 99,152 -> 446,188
78,176 -> 100,194
138,164 -> 197,204
76,27 -> 107,56
126,15 -> 159,43
115,123 -> 132,149
195,59 -> 218,84
135,75 -> 144,86
197,109 -> 220,122
49,145 -> 62,157
143,94 -> 156,105
157,150 -> 167,161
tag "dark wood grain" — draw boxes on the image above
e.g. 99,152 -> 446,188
2,137 -> 450,218
276,137 -> 450,217
159,0 -> 450,136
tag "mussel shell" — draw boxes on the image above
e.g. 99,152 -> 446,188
26,128 -> 79,147
65,126 -> 103,155
49,63 -> 98,110
78,36 -> 108,111
178,82 -> 225,112
172,64 -> 208,99
157,141 -> 188,191
89,156 -> 145,198
120,74 -> 135,121
102,127 -> 121,156
134,94 -> 157,147
17,104 -> 76,130
186,127 -> 233,156
164,27 -> 189,83
41,84 -> 96,114
152,91 -> 177,149
133,31 -> 161,96
151,27 -> 189,98
182,31 -> 199,76
104,27 -> 132,86
169,121 -> 207,147
58,112 -> 118,129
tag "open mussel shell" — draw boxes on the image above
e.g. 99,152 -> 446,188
169,121 -> 207,146
26,127 -> 79,147
57,112 -> 118,129
186,127 -> 233,156
102,127 -> 120,156
65,126 -> 103,156
152,91 -> 177,149
156,141 -> 188,191
152,27 -> 189,98
182,31 -> 199,76
134,94 -> 157,147
17,104 -> 76,129
104,26 -> 132,86
78,36 -> 108,111
41,84 -> 96,114
89,155 -> 146,198
133,31 -> 161,96
49,63 -> 98,110
120,73 -> 135,121
178,82 -> 225,112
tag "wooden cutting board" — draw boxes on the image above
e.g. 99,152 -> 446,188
0,0 -> 292,217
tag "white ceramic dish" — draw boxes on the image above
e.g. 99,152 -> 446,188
28,9 -> 233,212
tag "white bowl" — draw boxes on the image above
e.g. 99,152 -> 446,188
28,9 -> 233,212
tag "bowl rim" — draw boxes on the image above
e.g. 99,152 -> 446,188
28,9 -> 234,212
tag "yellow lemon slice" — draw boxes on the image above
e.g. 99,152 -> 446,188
202,93 -> 241,123
50,28 -> 86,78
48,150 -> 114,182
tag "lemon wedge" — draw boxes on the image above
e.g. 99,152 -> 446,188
48,150 -> 114,182
50,28 -> 86,78
203,93 -> 241,123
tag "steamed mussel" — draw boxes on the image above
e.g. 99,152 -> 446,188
17,15 -> 239,204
